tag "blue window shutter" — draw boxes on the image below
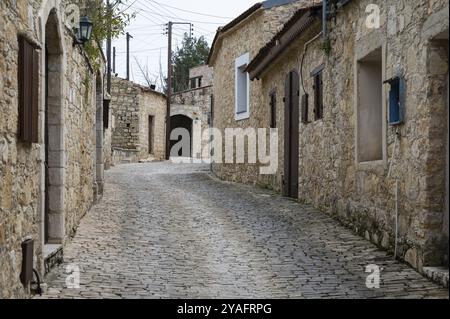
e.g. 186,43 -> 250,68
387,76 -> 405,126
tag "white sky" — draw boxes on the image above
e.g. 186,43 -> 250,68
113,0 -> 257,90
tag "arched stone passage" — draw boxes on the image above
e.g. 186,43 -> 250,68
44,9 -> 65,244
170,115 -> 193,157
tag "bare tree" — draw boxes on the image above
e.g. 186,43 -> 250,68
133,56 -> 155,88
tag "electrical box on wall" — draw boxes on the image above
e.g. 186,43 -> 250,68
384,76 -> 406,126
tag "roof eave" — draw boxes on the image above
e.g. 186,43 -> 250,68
207,2 -> 264,66
247,8 -> 321,80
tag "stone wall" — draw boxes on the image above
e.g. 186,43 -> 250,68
0,0 -> 106,298
209,0 -> 321,184
138,88 -> 167,160
189,65 -> 213,87
111,77 -> 167,163
241,0 -> 449,271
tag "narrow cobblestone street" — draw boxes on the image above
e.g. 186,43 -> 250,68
37,162 -> 449,299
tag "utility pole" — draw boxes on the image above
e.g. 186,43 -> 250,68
126,32 -> 133,81
113,47 -> 116,74
165,22 -> 173,160
165,21 -> 193,160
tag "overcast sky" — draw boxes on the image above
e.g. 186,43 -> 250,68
113,0 -> 256,89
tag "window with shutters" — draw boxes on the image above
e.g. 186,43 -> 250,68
269,91 -> 276,128
18,36 -> 39,143
313,71 -> 323,121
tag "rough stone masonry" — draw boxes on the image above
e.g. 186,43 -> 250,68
0,0 -> 108,298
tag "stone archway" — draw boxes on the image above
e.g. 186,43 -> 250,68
44,9 -> 65,244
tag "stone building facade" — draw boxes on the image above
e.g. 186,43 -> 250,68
208,0 -> 321,183
170,65 -> 213,160
110,77 -> 167,164
0,0 -> 108,298
216,0 -> 449,277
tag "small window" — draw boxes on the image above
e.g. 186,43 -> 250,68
18,36 -> 39,143
313,71 -> 323,120
190,78 -> 196,89
235,53 -> 250,120
269,91 -> 276,128
190,76 -> 202,89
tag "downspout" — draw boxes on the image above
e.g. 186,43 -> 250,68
300,32 -> 323,95
322,0 -> 328,39
388,127 -> 401,260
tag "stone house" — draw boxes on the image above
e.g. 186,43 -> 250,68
170,65 -> 213,160
214,0 -> 449,277
0,0 -> 110,298
110,77 -> 167,164
207,0 -> 322,183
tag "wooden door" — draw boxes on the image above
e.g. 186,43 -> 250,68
283,71 -> 300,198
148,115 -> 154,154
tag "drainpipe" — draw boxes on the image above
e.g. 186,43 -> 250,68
322,0 -> 328,39
388,127 -> 401,260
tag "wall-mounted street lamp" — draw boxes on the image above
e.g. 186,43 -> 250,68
74,15 -> 93,45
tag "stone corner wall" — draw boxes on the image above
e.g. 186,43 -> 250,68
138,90 -> 167,161
111,77 -> 141,152
1,0 -> 106,298
111,77 -> 167,162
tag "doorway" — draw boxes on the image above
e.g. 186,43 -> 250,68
170,114 -> 193,157
44,10 -> 64,244
283,70 -> 300,199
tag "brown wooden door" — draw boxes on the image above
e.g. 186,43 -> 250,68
283,71 -> 300,198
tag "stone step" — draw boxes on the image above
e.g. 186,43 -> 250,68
43,244 -> 63,275
423,267 -> 449,288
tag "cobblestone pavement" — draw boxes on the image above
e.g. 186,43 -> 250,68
37,162 -> 449,299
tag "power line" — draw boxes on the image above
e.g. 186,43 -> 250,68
132,3 -> 216,37
149,0 -> 233,19
134,6 -> 225,25
116,46 -> 167,54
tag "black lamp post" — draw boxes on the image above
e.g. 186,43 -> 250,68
74,15 -> 93,45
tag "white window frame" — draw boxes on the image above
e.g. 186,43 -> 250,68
235,53 -> 250,121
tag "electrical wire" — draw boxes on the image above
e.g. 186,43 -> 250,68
149,0 -> 233,19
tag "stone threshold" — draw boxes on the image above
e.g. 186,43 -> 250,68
423,267 -> 449,288
44,244 -> 63,275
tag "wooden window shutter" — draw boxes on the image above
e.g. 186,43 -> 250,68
313,72 -> 323,121
270,92 -> 276,129
301,93 -> 309,124
19,37 -> 39,143
103,99 -> 110,129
